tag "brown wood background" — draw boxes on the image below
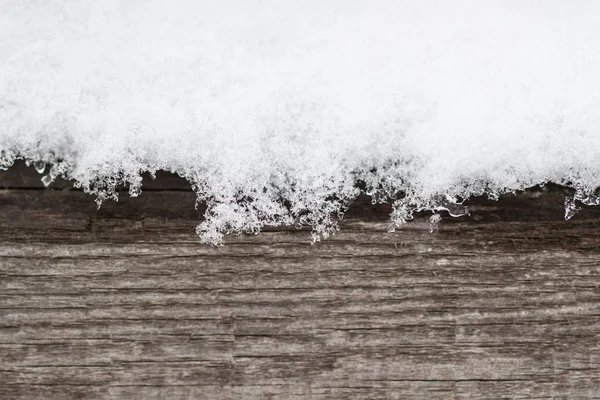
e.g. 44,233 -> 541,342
1,161 -> 600,399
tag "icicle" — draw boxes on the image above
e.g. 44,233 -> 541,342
564,196 -> 581,220
429,213 -> 442,233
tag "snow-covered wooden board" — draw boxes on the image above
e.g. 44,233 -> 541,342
1,165 -> 600,399
4,1 -> 600,246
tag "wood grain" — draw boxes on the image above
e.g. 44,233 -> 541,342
1,164 -> 600,399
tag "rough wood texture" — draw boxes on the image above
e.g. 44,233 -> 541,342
1,162 -> 600,399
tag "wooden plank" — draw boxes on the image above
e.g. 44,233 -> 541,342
1,174 -> 600,399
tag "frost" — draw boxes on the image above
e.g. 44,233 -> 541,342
1,1 -> 600,244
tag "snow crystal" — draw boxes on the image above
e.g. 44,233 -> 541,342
1,1 -> 600,244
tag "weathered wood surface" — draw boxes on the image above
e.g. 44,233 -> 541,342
1,162 -> 600,399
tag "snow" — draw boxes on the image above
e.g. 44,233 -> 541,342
1,1 -> 599,244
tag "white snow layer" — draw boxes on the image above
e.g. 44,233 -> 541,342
1,1 -> 600,244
